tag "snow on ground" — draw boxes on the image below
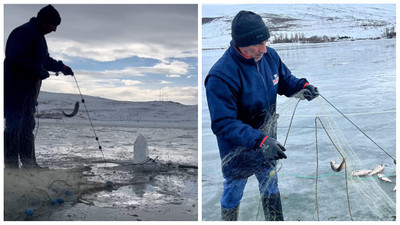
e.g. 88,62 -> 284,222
37,91 -> 197,129
202,4 -> 396,49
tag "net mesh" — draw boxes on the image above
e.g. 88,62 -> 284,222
4,167 -> 93,220
311,96 -> 396,220
220,91 -> 396,221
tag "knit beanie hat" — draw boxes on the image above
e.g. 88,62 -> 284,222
37,4 -> 61,26
231,11 -> 270,47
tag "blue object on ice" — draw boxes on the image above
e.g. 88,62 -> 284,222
51,199 -> 58,205
149,176 -> 153,180
65,190 -> 72,196
25,208 -> 34,216
57,198 -> 65,204
106,181 -> 113,188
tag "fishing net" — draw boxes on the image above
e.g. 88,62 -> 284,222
3,167 -> 144,221
4,168 -> 88,220
310,95 -> 396,221
221,90 -> 396,221
4,158 -> 195,221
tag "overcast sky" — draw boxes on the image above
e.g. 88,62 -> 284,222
4,4 -> 198,105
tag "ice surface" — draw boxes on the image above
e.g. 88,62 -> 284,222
5,92 -> 198,221
202,37 -> 396,220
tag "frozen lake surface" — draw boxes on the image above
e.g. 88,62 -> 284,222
35,123 -> 197,169
202,38 -> 396,221
2,86 -> 198,221
6,119 -> 197,221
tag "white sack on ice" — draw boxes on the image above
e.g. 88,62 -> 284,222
134,134 -> 149,164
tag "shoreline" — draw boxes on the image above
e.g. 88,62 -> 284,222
36,118 -> 197,129
202,37 -> 395,51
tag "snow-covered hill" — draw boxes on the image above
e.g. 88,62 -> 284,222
37,91 -> 197,128
202,4 -> 396,49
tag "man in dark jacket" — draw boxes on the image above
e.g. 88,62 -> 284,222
4,5 -> 74,169
205,11 -> 319,221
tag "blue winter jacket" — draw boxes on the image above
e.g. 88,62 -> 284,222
205,41 -> 308,179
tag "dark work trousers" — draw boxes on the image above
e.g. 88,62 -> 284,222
4,106 -> 36,168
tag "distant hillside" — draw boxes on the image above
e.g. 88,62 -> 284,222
202,4 -> 396,49
37,91 -> 197,128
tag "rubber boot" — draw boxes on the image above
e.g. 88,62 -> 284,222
262,193 -> 284,221
19,131 -> 48,169
221,205 -> 239,221
19,132 -> 39,169
19,112 -> 47,169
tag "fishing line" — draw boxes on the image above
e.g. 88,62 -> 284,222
34,104 -> 40,140
256,92 -> 393,221
49,180 -> 72,189
202,170 -> 393,180
283,99 -> 301,147
32,103 -> 40,162
319,94 -> 396,165
32,188 -> 53,202
206,91 -> 394,221
71,75 -> 106,165
278,110 -> 395,118
34,72 -> 106,165
202,170 -> 394,180
275,98 -> 301,174
315,116 -> 353,221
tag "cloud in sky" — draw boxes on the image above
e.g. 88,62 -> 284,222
77,60 -> 190,78
122,80 -> 142,86
47,38 -> 197,62
4,4 -> 198,105
160,80 -> 172,84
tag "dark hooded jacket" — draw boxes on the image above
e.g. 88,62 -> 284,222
205,41 -> 308,179
4,17 -> 64,114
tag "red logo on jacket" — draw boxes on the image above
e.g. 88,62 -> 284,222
273,74 -> 279,85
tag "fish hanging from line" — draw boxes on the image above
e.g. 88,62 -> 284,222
330,159 -> 346,172
369,164 -> 385,176
62,101 -> 80,117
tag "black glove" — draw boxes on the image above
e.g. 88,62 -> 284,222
61,65 -> 74,76
259,137 -> 287,161
39,69 -> 50,80
303,84 -> 319,101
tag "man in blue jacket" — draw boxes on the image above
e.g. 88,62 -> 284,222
4,5 -> 74,169
205,11 -> 319,221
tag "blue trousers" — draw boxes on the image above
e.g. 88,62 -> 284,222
221,162 -> 279,209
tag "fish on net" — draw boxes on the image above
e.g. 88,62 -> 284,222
311,97 -> 395,221
220,90 -> 396,221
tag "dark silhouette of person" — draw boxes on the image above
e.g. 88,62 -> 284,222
4,5 -> 74,169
